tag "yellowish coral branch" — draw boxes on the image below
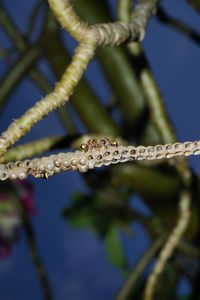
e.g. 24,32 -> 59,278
143,190 -> 191,300
48,0 -> 92,42
0,42 -> 95,158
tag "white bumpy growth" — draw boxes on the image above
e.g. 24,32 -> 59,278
0,139 -> 200,181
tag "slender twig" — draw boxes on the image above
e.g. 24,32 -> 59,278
143,191 -> 191,300
57,107 -> 78,134
71,0 -> 148,126
49,0 -> 158,47
91,0 -> 158,47
117,0 -> 132,24
2,136 -> 62,163
25,0 -> 45,39
115,237 -> 164,300
0,42 -> 96,158
48,0 -> 92,42
0,4 -> 26,52
157,6 -> 200,46
0,3 -> 77,134
118,7 -> 193,296
178,241 -> 200,259
118,0 -> 141,55
0,5 -> 120,137
175,256 -> 195,285
0,3 -> 52,94
0,0 -> 158,157
140,70 -> 176,144
0,47 -> 42,111
117,0 -> 175,144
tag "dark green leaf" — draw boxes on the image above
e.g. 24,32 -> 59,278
62,192 -> 94,228
104,225 -> 128,273
67,211 -> 94,228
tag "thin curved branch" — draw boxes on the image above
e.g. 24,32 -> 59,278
157,6 -> 200,46
117,0 -> 192,187
140,70 -> 176,143
115,237 -> 164,300
0,0 -> 158,157
117,0 -> 132,24
48,0 -> 92,42
92,0 -> 158,47
0,47 -> 42,111
118,0 -> 141,56
2,136 -> 62,163
0,42 -> 96,158
49,0 -> 158,47
117,0 -> 175,144
0,4 -> 26,52
143,190 -> 191,300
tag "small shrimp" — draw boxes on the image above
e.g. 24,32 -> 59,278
80,138 -> 118,152
29,168 -> 54,179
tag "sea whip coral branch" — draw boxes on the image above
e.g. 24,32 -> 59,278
0,140 -> 199,181
0,0 -> 158,158
0,42 -> 95,158
92,0 -> 158,47
143,191 -> 191,300
48,0 -> 92,42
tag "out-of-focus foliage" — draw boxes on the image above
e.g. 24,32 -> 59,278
188,0 -> 200,13
0,181 -> 35,257
62,191 -> 129,273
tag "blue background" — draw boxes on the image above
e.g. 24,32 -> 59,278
0,0 -> 200,299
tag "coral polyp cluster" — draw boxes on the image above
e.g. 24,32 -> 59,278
0,139 -> 200,180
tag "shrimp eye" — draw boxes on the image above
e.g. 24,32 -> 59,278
80,144 -> 86,151
112,141 -> 118,146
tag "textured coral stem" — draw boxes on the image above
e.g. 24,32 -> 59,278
92,0 -> 158,47
143,191 -> 191,300
0,42 -> 96,158
48,0 -> 92,42
0,140 -> 200,181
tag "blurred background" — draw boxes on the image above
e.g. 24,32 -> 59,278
0,0 -> 200,299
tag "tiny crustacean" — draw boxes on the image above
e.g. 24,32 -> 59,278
29,168 -> 54,179
80,138 -> 118,153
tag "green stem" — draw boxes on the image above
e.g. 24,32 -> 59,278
0,47 -> 42,111
57,107 -> 77,134
41,10 -> 121,136
3,136 -> 62,162
0,41 -> 96,157
117,0 -> 176,144
111,163 -> 181,201
141,69 -> 176,143
25,0 -> 44,39
118,0 -> 141,56
71,0 -> 146,127
0,3 -> 77,134
157,6 -> 200,46
0,4 -> 26,52
115,237 -> 164,300
117,0 -> 132,23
